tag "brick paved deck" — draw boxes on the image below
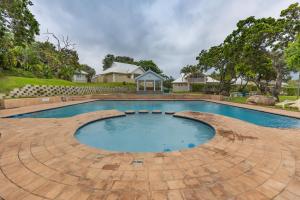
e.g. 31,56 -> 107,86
0,103 -> 300,199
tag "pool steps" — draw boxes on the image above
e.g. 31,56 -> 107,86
125,110 -> 174,115
152,110 -> 162,114
124,110 -> 135,114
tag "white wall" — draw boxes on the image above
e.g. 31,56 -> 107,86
172,83 -> 190,92
73,74 -> 87,83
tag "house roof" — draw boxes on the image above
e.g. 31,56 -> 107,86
100,62 -> 145,75
172,74 -> 188,83
74,70 -> 88,75
172,74 -> 219,83
206,76 -> 219,83
135,70 -> 165,81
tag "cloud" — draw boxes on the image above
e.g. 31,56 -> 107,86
30,0 -> 297,78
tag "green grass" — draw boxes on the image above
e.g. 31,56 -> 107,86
0,76 -> 135,94
279,96 -> 299,101
228,96 -> 299,104
226,96 -> 247,104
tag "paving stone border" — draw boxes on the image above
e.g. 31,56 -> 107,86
0,110 -> 299,199
7,84 -> 135,98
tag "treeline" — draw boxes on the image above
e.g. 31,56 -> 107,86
102,54 -> 163,74
0,0 -> 95,82
181,3 -> 300,100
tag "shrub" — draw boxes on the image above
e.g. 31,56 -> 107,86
191,83 -> 219,94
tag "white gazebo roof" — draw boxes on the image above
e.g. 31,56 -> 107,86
135,70 -> 165,81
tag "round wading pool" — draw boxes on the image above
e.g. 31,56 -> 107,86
75,114 -> 215,152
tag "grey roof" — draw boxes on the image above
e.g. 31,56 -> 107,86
101,62 -> 145,75
74,70 -> 88,75
172,73 -> 219,83
135,70 -> 165,81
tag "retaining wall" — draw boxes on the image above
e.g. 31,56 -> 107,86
8,84 -> 134,98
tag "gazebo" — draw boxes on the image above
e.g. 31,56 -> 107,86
135,70 -> 165,92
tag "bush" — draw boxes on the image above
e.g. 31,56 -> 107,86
283,87 -> 298,96
4,68 -> 36,78
191,83 -> 258,94
191,83 -> 219,94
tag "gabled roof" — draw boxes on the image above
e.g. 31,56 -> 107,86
135,70 -> 165,81
206,76 -> 219,83
74,70 -> 88,75
172,74 -> 188,83
172,73 -> 219,83
100,62 -> 145,75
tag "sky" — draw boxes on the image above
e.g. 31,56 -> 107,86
30,0 -> 298,78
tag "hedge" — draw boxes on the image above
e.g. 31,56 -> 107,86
191,83 -> 258,94
191,83 -> 219,94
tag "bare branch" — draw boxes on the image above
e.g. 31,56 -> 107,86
43,30 -> 76,50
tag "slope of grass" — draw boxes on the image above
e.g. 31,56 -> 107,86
0,76 -> 135,94
227,96 -> 299,104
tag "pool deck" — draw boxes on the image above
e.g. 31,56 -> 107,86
0,100 -> 300,199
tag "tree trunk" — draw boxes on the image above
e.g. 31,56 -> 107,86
271,70 -> 282,102
271,52 -> 285,102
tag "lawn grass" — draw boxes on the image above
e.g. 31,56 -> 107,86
279,96 -> 299,101
228,96 -> 299,104
227,96 -> 247,104
227,95 -> 299,112
0,76 -> 135,94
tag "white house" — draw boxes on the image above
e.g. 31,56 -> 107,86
72,70 -> 88,83
93,62 -> 145,83
172,73 -> 219,92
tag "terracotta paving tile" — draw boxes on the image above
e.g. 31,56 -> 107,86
0,106 -> 299,200
167,180 -> 186,190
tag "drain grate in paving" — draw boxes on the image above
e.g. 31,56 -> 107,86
131,159 -> 144,166
102,163 -> 120,170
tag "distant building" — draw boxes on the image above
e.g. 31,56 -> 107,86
72,70 -> 88,83
172,73 -> 219,92
93,62 -> 145,83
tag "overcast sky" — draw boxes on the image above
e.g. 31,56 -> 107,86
30,0 -> 298,78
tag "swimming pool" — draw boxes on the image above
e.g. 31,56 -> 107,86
75,114 -> 215,152
12,100 -> 300,128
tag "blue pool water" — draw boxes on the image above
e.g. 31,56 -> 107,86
12,100 -> 300,128
75,114 -> 215,152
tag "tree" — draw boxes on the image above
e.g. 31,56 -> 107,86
285,34 -> 300,97
0,0 -> 39,46
196,45 -> 237,96
0,0 -> 39,70
114,56 -> 134,64
102,54 -> 114,70
80,64 -> 96,82
162,75 -> 174,89
136,60 -> 163,74
224,17 -> 277,94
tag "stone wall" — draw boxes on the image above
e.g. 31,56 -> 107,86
8,84 -> 135,98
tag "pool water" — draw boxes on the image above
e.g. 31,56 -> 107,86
13,100 -> 300,128
75,114 -> 215,152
